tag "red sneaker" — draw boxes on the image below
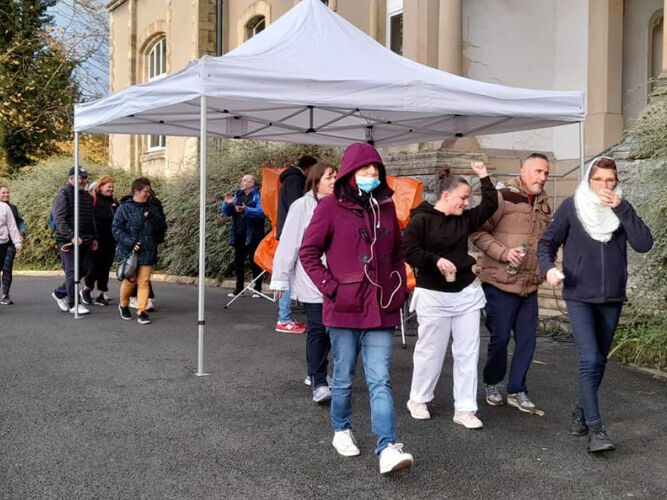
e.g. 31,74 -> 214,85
275,320 -> 306,334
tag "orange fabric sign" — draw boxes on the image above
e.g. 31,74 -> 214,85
386,175 -> 423,229
259,166 -> 286,226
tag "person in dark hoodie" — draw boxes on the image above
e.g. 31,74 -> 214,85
299,143 -> 413,475
50,167 -> 98,315
403,162 -> 497,429
275,154 -> 317,334
538,156 -> 652,453
79,176 -> 118,306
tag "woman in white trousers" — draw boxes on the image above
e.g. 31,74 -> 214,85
403,162 -> 497,428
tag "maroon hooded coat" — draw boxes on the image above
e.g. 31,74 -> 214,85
299,143 -> 408,329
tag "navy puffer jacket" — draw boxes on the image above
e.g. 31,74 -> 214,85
112,198 -> 167,266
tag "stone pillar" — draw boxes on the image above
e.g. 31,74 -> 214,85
585,0 -> 624,155
661,0 -> 667,78
437,0 -> 461,75
403,0 -> 439,67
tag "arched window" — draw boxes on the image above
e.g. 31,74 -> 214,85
146,37 -> 166,151
246,15 -> 266,40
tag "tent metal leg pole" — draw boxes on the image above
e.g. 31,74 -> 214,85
579,121 -> 585,181
196,95 -> 209,377
73,132 -> 80,319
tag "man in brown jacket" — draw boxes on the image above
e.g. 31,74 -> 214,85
471,153 -> 551,413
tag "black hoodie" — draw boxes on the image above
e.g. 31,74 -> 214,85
276,166 -> 306,240
404,176 -> 497,292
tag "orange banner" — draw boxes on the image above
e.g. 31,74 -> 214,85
386,175 -> 423,229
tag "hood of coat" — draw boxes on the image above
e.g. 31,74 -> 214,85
279,166 -> 306,183
335,143 -> 392,201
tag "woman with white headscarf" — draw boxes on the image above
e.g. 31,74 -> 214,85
538,156 -> 653,453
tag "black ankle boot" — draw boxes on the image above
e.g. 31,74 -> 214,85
587,426 -> 615,452
569,406 -> 588,436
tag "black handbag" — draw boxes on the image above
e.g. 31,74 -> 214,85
116,214 -> 146,281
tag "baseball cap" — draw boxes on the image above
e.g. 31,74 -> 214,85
68,167 -> 88,178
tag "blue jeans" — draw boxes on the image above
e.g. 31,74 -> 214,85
566,300 -> 623,427
278,286 -> 291,323
328,327 -> 395,455
303,303 -> 330,388
54,242 -> 93,308
482,284 -> 538,394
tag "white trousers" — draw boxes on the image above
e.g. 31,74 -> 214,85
409,291 -> 482,412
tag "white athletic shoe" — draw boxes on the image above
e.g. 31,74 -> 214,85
379,443 -> 414,474
332,429 -> 360,457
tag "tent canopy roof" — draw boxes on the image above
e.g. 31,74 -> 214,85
74,0 -> 585,146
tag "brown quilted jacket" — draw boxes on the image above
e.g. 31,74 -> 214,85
470,178 -> 552,296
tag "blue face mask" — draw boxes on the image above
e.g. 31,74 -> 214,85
355,175 -> 381,193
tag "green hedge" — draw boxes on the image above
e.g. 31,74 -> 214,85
159,140 -> 341,280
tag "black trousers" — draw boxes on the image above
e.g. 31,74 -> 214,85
84,240 -> 116,293
1,243 -> 16,296
233,238 -> 262,293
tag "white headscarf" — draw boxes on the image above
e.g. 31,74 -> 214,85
573,156 -> 622,243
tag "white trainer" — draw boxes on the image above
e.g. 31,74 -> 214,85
129,297 -> 138,309
406,400 -> 431,420
146,298 -> 155,311
69,304 -> 90,315
379,443 -> 414,474
51,292 -> 69,312
453,411 -> 484,429
332,429 -> 360,457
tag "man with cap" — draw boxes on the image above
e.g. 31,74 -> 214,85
50,167 -> 98,315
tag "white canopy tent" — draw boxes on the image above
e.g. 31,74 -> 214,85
73,0 -> 585,374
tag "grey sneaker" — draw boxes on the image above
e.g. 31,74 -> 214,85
587,427 -> 615,452
485,384 -> 504,406
507,392 -> 536,413
312,385 -> 332,404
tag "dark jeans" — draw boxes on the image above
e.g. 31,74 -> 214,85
566,300 -> 623,427
84,240 -> 115,293
303,302 -> 330,389
233,238 -> 262,293
482,283 -> 538,394
53,243 -> 94,308
2,243 -> 15,296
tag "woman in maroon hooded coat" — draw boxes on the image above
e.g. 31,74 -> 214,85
299,143 -> 413,475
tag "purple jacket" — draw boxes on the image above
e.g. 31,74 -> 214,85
299,143 -> 408,329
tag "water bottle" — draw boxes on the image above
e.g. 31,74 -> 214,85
507,243 -> 527,276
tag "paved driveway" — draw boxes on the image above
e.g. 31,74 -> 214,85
1,277 -> 665,499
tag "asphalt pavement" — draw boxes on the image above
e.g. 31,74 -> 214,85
1,276 -> 666,499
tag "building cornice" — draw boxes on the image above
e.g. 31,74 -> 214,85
107,0 -> 128,12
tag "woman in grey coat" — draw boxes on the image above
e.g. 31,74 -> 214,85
271,163 -> 337,404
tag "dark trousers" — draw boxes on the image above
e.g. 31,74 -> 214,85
566,300 -> 623,427
482,283 -> 538,394
303,302 -> 330,388
84,240 -> 116,293
54,243 -> 94,308
233,238 -> 262,293
2,243 -> 15,296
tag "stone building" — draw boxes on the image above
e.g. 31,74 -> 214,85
108,0 -> 665,188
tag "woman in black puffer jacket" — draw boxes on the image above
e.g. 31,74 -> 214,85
112,178 -> 166,325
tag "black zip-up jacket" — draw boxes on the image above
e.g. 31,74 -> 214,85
404,176 -> 497,292
51,184 -> 97,245
276,166 -> 306,240
538,197 -> 653,303
93,194 -> 117,244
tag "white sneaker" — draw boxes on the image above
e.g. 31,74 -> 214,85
69,304 -> 90,315
146,298 -> 155,312
406,400 -> 431,420
51,292 -> 69,312
312,385 -> 332,404
453,411 -> 484,429
332,429 -> 360,457
129,297 -> 138,309
379,443 -> 414,474
305,375 -> 332,387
